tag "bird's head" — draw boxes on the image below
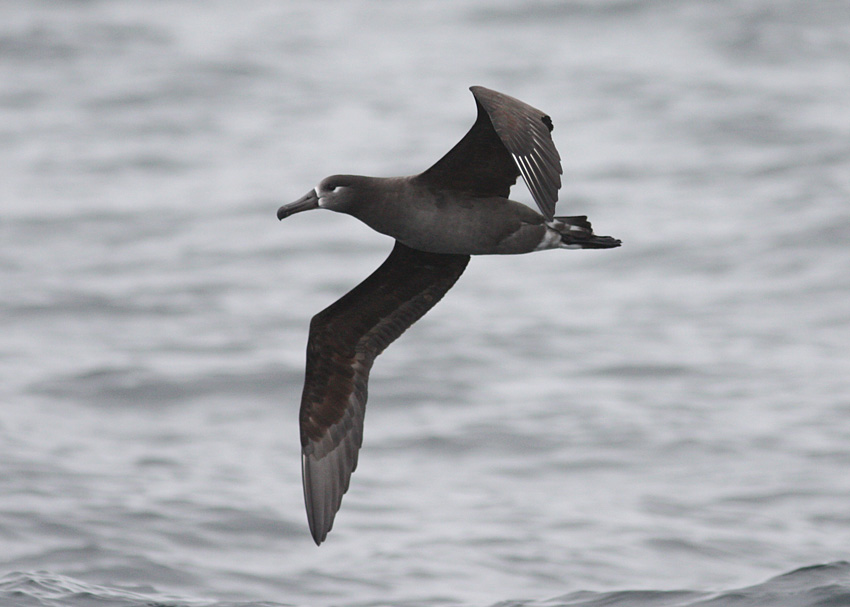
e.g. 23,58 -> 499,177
278,175 -> 359,220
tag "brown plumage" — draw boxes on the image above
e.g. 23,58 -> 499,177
278,86 -> 620,544
299,242 -> 469,544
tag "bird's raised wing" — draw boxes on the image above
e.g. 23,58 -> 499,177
417,86 -> 563,221
299,241 -> 470,544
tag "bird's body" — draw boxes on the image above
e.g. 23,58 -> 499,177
278,86 -> 620,544
310,175 -> 568,255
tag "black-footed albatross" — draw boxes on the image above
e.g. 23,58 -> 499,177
278,86 -> 620,545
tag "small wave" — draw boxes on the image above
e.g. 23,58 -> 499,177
2,563 -> 849,607
32,365 -> 300,407
0,570 -> 206,607
0,571 -> 291,607
538,562 -> 850,607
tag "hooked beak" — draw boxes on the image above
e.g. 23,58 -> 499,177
277,189 -> 319,220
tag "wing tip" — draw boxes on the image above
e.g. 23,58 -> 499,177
302,451 -> 334,546
311,527 -> 327,546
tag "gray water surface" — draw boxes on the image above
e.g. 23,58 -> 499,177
2,1 -> 850,605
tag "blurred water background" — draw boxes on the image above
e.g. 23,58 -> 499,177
2,1 -> 850,606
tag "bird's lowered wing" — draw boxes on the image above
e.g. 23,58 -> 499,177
299,240 -> 470,544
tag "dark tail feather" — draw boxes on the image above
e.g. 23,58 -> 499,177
553,215 -> 621,249
566,234 -> 622,249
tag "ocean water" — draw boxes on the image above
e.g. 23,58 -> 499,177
2,1 -> 850,606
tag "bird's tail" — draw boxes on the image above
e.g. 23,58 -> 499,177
550,215 -> 621,249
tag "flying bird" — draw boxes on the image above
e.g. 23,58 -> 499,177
278,86 -> 620,545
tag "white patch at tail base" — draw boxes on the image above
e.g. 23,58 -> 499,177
534,227 -> 563,251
